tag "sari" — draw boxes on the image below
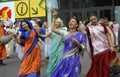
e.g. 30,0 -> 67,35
106,25 -> 120,77
86,24 -> 110,77
0,25 -> 7,60
18,22 -> 41,77
51,32 -> 86,77
45,27 -> 66,77
113,23 -> 119,46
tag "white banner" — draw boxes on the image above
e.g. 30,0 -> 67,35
0,1 -> 15,22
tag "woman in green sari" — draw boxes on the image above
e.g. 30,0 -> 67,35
39,18 -> 67,77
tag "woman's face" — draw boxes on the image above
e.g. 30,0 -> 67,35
55,21 -> 61,27
69,18 -> 78,29
15,22 -> 20,27
21,22 -> 29,31
90,16 -> 97,24
43,22 -> 48,28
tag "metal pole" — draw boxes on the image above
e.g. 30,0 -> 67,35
112,0 -> 115,20
46,0 -> 52,27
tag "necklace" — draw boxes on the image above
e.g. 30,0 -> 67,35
69,30 -> 77,34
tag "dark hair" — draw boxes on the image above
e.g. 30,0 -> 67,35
71,17 -> 79,25
14,21 -> 19,25
21,20 -> 33,29
89,14 -> 97,21
84,18 -> 89,26
37,21 -> 43,27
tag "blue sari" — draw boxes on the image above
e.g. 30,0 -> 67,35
51,32 -> 86,77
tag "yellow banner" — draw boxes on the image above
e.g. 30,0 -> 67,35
15,0 -> 29,18
30,0 -> 46,17
15,0 -> 46,18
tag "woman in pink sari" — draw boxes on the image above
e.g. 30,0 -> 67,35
81,15 -> 113,77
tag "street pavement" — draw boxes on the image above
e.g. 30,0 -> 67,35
0,52 -> 47,77
0,52 -> 120,77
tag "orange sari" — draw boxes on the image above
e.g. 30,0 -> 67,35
18,29 -> 41,77
0,26 -> 7,60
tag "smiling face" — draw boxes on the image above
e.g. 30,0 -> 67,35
43,22 -> 48,28
55,21 -> 62,27
90,16 -> 97,25
55,19 -> 62,28
69,18 -> 78,29
21,21 -> 29,31
14,22 -> 20,27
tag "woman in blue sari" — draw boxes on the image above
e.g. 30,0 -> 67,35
51,12 -> 86,77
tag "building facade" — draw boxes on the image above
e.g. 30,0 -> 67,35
56,0 -> 120,25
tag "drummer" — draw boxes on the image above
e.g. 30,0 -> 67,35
0,16 -> 7,65
4,19 -> 16,58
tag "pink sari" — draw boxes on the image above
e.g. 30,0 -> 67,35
86,24 -> 110,77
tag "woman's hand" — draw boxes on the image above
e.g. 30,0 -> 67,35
72,38 -> 79,44
15,38 -> 21,44
11,33 -> 18,38
72,37 -> 84,49
110,46 -> 114,53
52,11 -> 58,19
39,33 -> 42,37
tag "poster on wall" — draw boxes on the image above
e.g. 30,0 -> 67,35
115,6 -> 120,24
0,1 -> 15,22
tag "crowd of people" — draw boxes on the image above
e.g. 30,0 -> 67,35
0,11 -> 120,77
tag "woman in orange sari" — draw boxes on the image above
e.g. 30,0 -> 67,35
0,17 -> 7,65
17,20 -> 41,77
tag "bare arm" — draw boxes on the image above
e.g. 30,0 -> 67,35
51,12 -> 61,34
106,27 -> 115,47
39,33 -> 51,38
51,19 -> 60,34
105,27 -> 114,52
38,38 -> 45,45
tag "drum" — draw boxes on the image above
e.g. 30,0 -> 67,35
0,35 -> 14,45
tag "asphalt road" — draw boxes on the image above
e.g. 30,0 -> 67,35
0,52 -> 119,77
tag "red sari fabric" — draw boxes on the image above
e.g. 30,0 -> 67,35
0,26 -> 7,60
100,23 -> 120,65
85,24 -> 110,77
86,50 -> 110,77
18,30 -> 41,76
